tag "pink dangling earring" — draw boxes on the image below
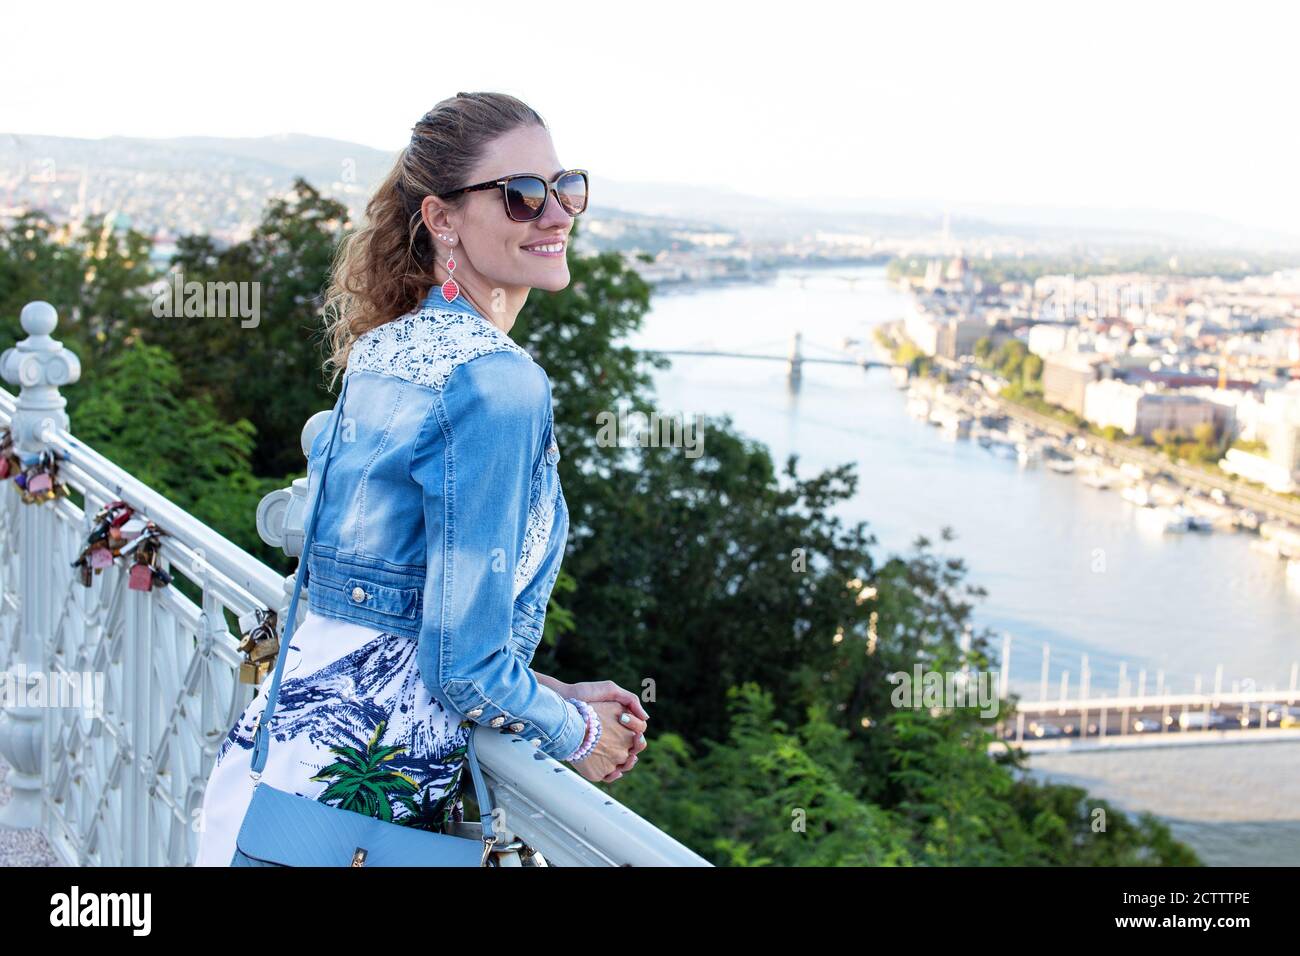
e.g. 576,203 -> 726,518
436,234 -> 459,303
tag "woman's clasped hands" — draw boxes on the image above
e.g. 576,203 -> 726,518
564,680 -> 649,783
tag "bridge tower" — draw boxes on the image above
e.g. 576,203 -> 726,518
787,331 -> 803,385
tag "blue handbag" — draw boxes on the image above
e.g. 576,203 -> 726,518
230,373 -> 498,867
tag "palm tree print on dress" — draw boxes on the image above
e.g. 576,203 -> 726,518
215,631 -> 470,829
396,722 -> 474,832
310,718 -> 423,823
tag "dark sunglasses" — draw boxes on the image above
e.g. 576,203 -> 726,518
437,169 -> 588,222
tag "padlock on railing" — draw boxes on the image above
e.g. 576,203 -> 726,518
236,608 -> 279,684
72,502 -> 142,587
0,427 -> 21,480
125,526 -> 172,592
16,449 -> 70,504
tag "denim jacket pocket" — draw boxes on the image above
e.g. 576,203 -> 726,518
343,576 -> 420,620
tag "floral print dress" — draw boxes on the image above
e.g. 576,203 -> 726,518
193,609 -> 470,866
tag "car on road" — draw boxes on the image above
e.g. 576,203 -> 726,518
1027,721 -> 1066,739
1177,710 -> 1232,730
1131,717 -> 1161,733
1265,704 -> 1300,728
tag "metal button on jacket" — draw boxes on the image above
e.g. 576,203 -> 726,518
351,586 -> 367,602
508,722 -> 525,733
489,716 -> 505,728
467,707 -> 483,718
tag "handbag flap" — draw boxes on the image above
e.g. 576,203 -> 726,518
235,783 -> 483,867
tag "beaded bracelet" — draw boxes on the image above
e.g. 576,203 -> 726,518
565,698 -> 600,762
564,697 -> 602,762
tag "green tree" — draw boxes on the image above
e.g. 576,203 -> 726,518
993,339 -> 1028,381
154,178 -> 351,476
616,683 -> 915,866
1021,352 -> 1043,391
0,211 -> 156,368
69,342 -> 281,562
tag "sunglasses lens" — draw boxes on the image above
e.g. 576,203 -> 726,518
556,172 -> 588,216
505,177 -> 548,221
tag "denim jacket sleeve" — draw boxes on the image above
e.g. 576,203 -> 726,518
409,349 -> 587,760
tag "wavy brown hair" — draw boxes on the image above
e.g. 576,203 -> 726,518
321,91 -> 545,388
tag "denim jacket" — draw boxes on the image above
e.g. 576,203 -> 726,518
301,287 -> 583,759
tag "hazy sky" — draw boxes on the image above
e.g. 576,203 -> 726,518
6,0 -> 1297,233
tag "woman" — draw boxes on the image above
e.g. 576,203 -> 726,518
195,92 -> 647,866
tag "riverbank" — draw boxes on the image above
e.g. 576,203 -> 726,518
896,370 -> 1300,577
875,319 -> 1300,532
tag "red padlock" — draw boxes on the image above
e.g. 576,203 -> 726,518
128,562 -> 155,592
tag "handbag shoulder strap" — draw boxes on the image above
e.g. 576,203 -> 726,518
247,371 -> 495,842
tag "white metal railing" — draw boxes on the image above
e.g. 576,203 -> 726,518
0,300 -> 709,867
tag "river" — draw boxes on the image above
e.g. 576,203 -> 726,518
624,263 -> 1300,866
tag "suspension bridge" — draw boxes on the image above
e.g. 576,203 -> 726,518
640,332 -> 902,381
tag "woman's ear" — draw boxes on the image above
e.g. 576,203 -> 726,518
420,195 -> 455,243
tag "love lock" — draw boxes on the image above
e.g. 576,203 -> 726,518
16,450 -> 69,504
0,427 -> 21,480
126,527 -> 172,592
237,608 -> 279,684
72,501 -> 139,587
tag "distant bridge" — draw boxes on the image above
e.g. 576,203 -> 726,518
998,690 -> 1300,754
990,635 -> 1300,754
640,333 -> 902,381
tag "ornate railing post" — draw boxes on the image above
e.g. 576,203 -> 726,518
0,301 -> 80,828
256,410 -> 331,630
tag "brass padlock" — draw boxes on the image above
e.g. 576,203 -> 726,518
237,610 -> 279,678
248,635 -> 279,663
238,659 -> 272,684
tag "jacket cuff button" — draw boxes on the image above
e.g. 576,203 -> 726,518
489,716 -> 505,728
467,708 -> 483,718
350,586 -> 367,602
508,722 -> 525,732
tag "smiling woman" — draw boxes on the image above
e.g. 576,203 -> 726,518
321,93 -> 590,380
195,92 -> 648,867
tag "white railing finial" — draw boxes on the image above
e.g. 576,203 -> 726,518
0,301 -> 80,451
0,301 -> 82,831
